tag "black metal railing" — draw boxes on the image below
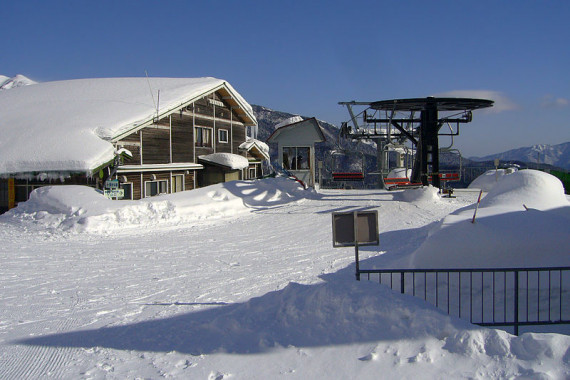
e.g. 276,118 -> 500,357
359,267 -> 570,335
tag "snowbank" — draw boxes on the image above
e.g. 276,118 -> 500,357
1,177 -> 308,234
479,169 -> 567,210
468,167 -> 518,192
392,185 -> 440,203
16,277 -> 570,378
410,170 -> 570,268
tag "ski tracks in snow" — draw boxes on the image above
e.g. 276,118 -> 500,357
0,189 -> 479,378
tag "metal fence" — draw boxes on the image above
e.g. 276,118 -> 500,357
359,267 -> 570,335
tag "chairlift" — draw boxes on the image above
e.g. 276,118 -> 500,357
436,148 -> 463,191
382,144 -> 419,189
329,149 -> 365,182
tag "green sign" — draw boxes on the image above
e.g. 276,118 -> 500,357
104,189 -> 124,199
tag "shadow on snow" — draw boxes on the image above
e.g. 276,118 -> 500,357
14,222 -> 465,355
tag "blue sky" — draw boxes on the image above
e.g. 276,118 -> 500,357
2,0 -> 569,157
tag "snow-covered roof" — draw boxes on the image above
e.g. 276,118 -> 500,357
198,153 -> 250,170
0,77 -> 256,175
266,117 -> 326,143
274,115 -> 303,130
239,138 -> 270,160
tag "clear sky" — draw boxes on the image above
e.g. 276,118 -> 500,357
2,0 -> 569,157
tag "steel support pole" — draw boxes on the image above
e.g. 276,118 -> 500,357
420,99 -> 440,188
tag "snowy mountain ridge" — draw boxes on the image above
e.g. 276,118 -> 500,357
0,74 -> 37,90
470,141 -> 570,170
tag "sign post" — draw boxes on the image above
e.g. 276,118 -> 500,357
332,210 -> 379,280
104,179 -> 124,199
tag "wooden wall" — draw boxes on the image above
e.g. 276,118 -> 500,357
114,89 -> 253,199
118,91 -> 249,168
118,170 -> 195,200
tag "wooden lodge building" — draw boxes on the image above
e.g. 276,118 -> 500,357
0,77 -> 268,213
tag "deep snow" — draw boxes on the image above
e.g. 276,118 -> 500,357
0,171 -> 569,379
410,170 -> 570,268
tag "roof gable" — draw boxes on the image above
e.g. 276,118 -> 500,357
239,139 -> 270,161
266,118 -> 326,144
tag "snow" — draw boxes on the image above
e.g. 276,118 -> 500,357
0,173 -> 569,379
410,170 -> 570,268
0,77 -> 255,175
274,115 -> 303,130
392,185 -> 441,203
2,177 -> 305,234
468,167 -> 518,192
239,138 -> 270,156
198,153 -> 250,171
387,167 -> 412,179
0,74 -> 37,90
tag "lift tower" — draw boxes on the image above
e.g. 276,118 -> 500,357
340,97 -> 493,189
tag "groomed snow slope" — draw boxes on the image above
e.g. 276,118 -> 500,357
0,176 -> 568,379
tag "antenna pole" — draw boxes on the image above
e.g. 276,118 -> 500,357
156,90 -> 160,122
144,70 -> 157,111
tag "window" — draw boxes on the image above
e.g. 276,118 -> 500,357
171,175 -> 184,193
282,147 -> 310,171
145,180 -> 168,197
246,125 -> 257,139
195,126 -> 213,148
248,167 -> 257,179
218,129 -> 229,143
120,183 -> 133,200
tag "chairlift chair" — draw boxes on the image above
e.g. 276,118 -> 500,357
330,149 -> 365,182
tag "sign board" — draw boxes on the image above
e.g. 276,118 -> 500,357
332,210 -> 379,248
105,179 -> 119,189
104,189 -> 124,199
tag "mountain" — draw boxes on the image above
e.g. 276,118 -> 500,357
470,142 -> 570,170
0,74 -> 37,90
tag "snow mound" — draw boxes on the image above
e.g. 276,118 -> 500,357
274,115 -> 303,130
468,167 -> 517,192
393,185 -> 440,203
480,169 -> 567,210
410,170 -> 570,268
1,177 -> 308,234
19,277 -> 570,378
387,167 -> 412,179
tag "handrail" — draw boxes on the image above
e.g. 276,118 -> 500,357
359,267 -> 570,335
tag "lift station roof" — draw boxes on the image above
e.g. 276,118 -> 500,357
370,97 -> 494,112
